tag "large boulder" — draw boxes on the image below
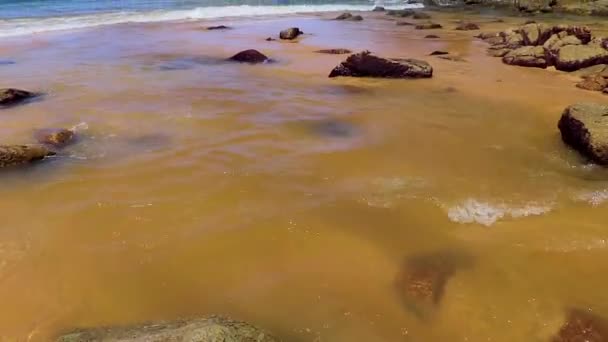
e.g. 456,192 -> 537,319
502,46 -> 547,68
553,309 -> 608,341
520,23 -> 553,46
55,317 -> 277,342
279,27 -> 302,40
0,88 -> 37,107
328,51 -> 433,79
228,50 -> 269,64
0,145 -> 55,168
553,44 -> 608,71
558,103 -> 608,165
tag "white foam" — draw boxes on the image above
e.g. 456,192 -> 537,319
447,199 -> 552,226
0,4 -> 423,38
576,189 -> 608,207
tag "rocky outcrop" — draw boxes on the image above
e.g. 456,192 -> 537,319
553,44 -> 608,71
503,46 -> 548,68
0,145 -> 55,168
328,51 -> 433,79
55,317 -> 277,342
34,128 -> 75,148
558,103 -> 608,165
520,23 -> 553,46
553,309 -> 608,341
279,27 -> 302,40
0,88 -> 38,107
228,50 -> 269,64
316,49 -> 352,54
455,22 -> 480,31
415,23 -> 442,30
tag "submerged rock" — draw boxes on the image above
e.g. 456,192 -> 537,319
386,9 -> 415,17
558,103 -> 608,165
279,27 -> 302,40
228,50 -> 269,64
553,309 -> 608,341
502,46 -> 547,68
0,88 -> 38,107
55,317 -> 277,342
396,21 -> 415,26
34,128 -> 75,148
576,74 -> 608,91
430,50 -> 449,56
316,49 -> 352,54
206,25 -> 231,30
455,22 -> 480,31
0,145 -> 55,168
412,12 -> 431,19
335,12 -> 353,20
415,22 -> 442,30
328,51 -> 433,79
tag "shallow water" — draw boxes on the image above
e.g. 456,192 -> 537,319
2,10 -> 608,341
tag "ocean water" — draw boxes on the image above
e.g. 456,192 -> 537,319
0,0 -> 419,37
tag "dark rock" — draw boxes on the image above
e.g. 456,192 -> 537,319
349,15 -> 364,21
464,0 -> 482,4
310,120 -> 357,138
386,9 -> 415,17
34,128 -> 75,148
425,34 -> 440,39
415,23 -> 442,30
0,60 -> 15,65
265,37 -> 276,41
558,103 -> 608,165
553,309 -> 608,341
525,20 -> 537,24
576,75 -> 608,91
329,51 -> 433,79
430,50 -> 449,55
316,49 -> 352,54
0,88 -> 38,107
455,22 -> 480,31
372,6 -> 385,11
396,21 -> 415,26
206,25 -> 231,30
604,88 -> 608,94
55,317 -> 277,342
335,12 -> 353,20
228,49 -> 269,64
503,46 -> 547,68
412,12 -> 431,19
279,27 -> 302,40
516,0 -> 556,12
553,44 -> 608,72
0,145 -> 55,168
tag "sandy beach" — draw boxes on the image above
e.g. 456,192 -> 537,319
2,7 -> 608,341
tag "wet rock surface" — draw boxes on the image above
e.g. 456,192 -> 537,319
553,309 -> 608,342
279,27 -> 302,40
228,49 -> 269,64
55,317 -> 277,342
329,51 -> 433,79
0,145 -> 55,168
34,128 -> 75,148
0,88 -> 38,107
316,48 -> 352,54
558,103 -> 608,165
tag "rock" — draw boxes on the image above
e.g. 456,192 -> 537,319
502,46 -> 547,68
515,0 -> 556,12
335,12 -> 353,20
604,88 -> 608,94
525,20 -> 537,24
386,9 -> 415,17
0,88 -> 38,107
412,12 -> 431,19
438,55 -> 467,62
576,75 -> 608,91
553,44 -> 608,72
415,23 -> 442,30
372,6 -> 385,11
520,23 -> 553,46
206,25 -> 231,30
502,31 -> 525,48
396,21 -> 415,26
316,49 -> 352,54
488,46 -> 512,57
543,34 -> 582,65
558,103 -> 608,165
464,0 -> 482,4
309,120 -> 357,138
279,27 -> 302,40
476,32 -> 499,40
55,317 -> 277,342
425,34 -> 440,39
430,50 -> 449,56
265,37 -> 275,41
0,145 -> 55,168
348,15 -> 364,21
553,25 -> 592,44
34,128 -> 75,148
228,49 -> 269,64
574,64 -> 608,78
328,51 -> 433,79
553,309 -> 608,341
455,22 -> 480,31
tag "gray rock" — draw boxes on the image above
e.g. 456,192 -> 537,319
0,145 -> 55,168
55,317 -> 277,342
0,88 -> 38,107
328,51 -> 433,78
502,46 -> 547,68
558,103 -> 608,165
515,0 -> 556,12
279,27 -> 302,40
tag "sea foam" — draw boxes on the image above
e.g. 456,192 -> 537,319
0,4 -> 422,38
446,199 -> 552,226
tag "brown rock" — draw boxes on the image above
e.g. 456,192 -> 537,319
520,23 -> 553,46
503,30 -> 525,48
328,51 -> 433,79
424,34 -> 440,39
503,46 -> 547,68
279,27 -> 302,40
455,22 -> 480,31
335,12 -> 353,20
576,75 -> 608,91
553,309 -> 608,341
316,49 -> 352,54
348,15 -> 364,21
488,45 -> 512,57
438,55 -> 467,62
34,128 -> 75,148
554,44 -> 608,72
553,25 -> 592,44
0,145 -> 55,168
412,12 -> 431,19
0,88 -> 38,107
558,103 -> 608,165
415,22 -> 442,30
430,50 -> 449,56
396,21 -> 415,26
386,9 -> 415,17
543,33 -> 583,65
228,50 -> 269,64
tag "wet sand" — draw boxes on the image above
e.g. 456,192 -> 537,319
2,9 -> 608,341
